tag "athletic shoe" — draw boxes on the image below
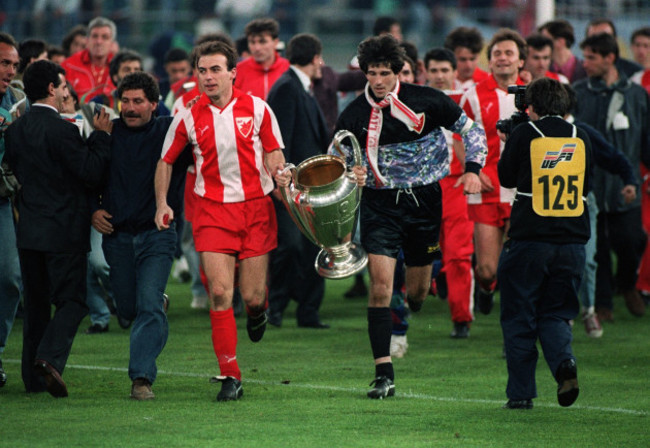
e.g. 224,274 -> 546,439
503,399 -> 533,409
389,335 -> 408,358
582,311 -> 603,338
212,376 -> 243,402
450,322 -> 469,339
556,359 -> 579,407
246,312 -> 268,343
131,378 -> 155,400
85,323 -> 108,334
477,289 -> 494,315
191,294 -> 209,309
367,376 -> 395,399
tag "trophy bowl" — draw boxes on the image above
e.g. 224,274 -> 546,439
280,130 -> 367,279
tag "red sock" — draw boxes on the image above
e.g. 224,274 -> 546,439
210,308 -> 241,380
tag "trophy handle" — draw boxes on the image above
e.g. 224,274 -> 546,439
330,129 -> 363,169
279,163 -> 320,247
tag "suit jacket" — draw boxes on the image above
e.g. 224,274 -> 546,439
5,105 -> 111,253
267,68 -> 329,165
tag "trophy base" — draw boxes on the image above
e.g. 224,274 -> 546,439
315,245 -> 368,279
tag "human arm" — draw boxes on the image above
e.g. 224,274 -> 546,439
154,159 -> 174,230
91,209 -> 114,234
450,112 -> 487,195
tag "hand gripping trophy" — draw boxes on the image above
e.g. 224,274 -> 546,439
279,130 -> 367,279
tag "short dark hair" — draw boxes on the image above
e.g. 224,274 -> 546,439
109,49 -> 142,81
117,71 -> 160,103
580,33 -> 619,61
373,16 -> 399,36
486,28 -> 527,61
17,39 -> 48,74
61,25 -> 87,55
66,80 -> 79,110
235,36 -> 249,56
399,41 -> 418,65
244,18 -> 280,39
48,45 -> 66,60
563,83 -> 578,114
444,27 -> 483,54
631,27 -> 650,44
526,33 -> 553,52
357,34 -> 405,75
0,32 -> 18,49
194,41 -> 238,71
286,33 -> 321,66
587,18 -> 617,37
525,77 -> 569,117
191,33 -> 237,67
538,20 -> 575,48
424,47 -> 457,70
23,59 -> 65,103
164,48 -> 189,65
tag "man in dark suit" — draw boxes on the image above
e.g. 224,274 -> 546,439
266,33 -> 331,329
4,60 -> 112,397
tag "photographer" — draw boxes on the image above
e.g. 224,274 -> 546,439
497,77 -> 593,410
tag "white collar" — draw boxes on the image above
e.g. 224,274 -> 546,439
290,65 -> 312,93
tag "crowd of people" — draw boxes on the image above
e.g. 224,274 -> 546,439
0,12 -> 648,410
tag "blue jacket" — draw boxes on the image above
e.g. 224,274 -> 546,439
97,115 -> 191,234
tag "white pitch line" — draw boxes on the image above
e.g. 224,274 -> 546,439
4,359 -> 647,416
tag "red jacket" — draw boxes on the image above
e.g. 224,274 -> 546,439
62,49 -> 115,103
234,52 -> 289,100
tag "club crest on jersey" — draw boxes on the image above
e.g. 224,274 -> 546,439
541,143 -> 576,169
236,116 -> 253,138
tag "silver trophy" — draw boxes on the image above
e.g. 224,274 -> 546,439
280,130 -> 368,279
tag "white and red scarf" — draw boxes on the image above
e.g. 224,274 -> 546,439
364,80 -> 425,186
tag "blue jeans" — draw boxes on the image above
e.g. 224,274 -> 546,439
102,226 -> 176,383
579,192 -> 598,310
87,227 -> 112,327
499,239 -> 584,400
0,199 -> 22,356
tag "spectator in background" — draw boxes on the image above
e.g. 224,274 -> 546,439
235,17 -> 289,100
160,48 -> 191,101
373,16 -> 403,42
538,19 -> 587,83
444,26 -> 489,91
523,34 -> 569,83
62,17 -> 116,103
12,38 -> 48,89
48,45 -> 67,65
630,27 -> 650,93
266,33 -> 330,330
574,32 -> 650,320
61,24 -> 87,57
585,18 -> 643,78
0,31 -> 24,390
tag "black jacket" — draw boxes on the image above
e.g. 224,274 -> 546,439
5,105 -> 111,252
499,116 -> 592,244
98,115 -> 191,234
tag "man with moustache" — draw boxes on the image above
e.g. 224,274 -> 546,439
91,72 -> 191,400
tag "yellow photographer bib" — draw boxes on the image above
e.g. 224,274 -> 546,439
528,122 -> 585,217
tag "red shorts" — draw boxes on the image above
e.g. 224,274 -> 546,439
467,202 -> 512,228
193,195 -> 277,259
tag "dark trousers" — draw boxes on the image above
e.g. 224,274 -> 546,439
498,240 -> 583,400
268,199 -> 325,326
19,249 -> 88,392
595,207 -> 646,310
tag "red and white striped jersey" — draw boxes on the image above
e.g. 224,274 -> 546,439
162,89 -> 284,204
454,67 -> 490,91
460,74 -> 524,205
631,69 -> 650,95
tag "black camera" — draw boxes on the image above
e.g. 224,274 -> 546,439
496,85 -> 529,135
